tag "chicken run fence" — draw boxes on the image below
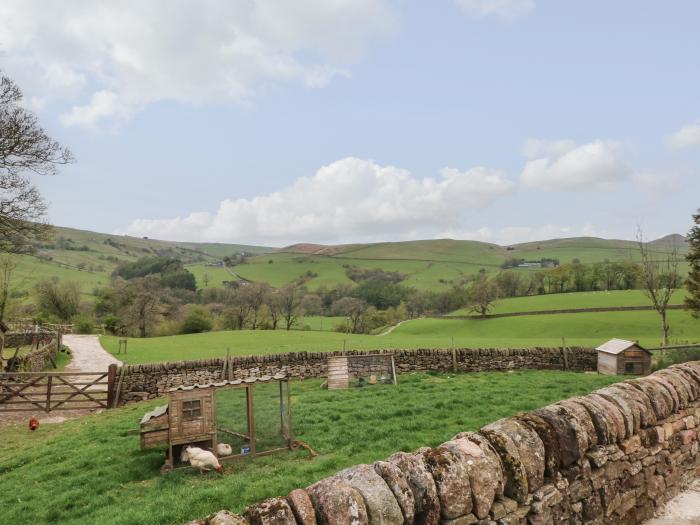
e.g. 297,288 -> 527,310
327,354 -> 397,390
139,374 -> 295,472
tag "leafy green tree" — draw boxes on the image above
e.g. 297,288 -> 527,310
35,280 -> 81,322
466,275 -> 499,318
180,307 -> 212,334
686,209 -> 700,318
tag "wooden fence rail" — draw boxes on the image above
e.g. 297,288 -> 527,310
0,365 -> 117,413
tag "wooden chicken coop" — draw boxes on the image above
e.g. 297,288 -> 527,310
596,338 -> 652,376
139,374 -> 295,472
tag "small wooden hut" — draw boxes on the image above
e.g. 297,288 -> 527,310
139,374 -> 294,472
596,338 -> 651,376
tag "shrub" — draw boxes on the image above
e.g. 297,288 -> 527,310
180,308 -> 213,334
653,347 -> 700,371
74,315 -> 94,334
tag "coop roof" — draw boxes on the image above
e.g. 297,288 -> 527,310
596,338 -> 646,355
140,404 -> 168,424
167,373 -> 288,392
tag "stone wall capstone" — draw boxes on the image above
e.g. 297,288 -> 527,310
187,361 -> 700,525
116,347 -> 597,403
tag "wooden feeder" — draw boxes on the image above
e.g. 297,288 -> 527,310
596,338 -> 652,376
139,374 -> 295,472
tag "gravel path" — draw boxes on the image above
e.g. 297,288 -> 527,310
644,480 -> 700,524
62,334 -> 122,373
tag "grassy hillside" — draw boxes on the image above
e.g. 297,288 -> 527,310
233,236 -> 688,292
7,225 -> 271,297
448,289 -> 688,316
101,308 -> 700,364
0,371 -> 620,525
8,226 -> 688,298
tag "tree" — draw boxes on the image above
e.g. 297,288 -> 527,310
203,273 -> 210,288
300,294 -> 323,316
114,276 -> 172,337
0,255 -> 16,323
466,275 -> 499,318
180,307 -> 213,334
240,282 -> 269,330
35,280 -> 81,322
637,228 -> 680,346
1,73 -> 73,252
332,297 -> 369,333
494,271 -> 521,297
278,284 -> 303,331
686,209 -> 700,318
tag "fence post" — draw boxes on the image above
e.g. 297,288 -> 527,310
451,337 -> 457,373
107,363 -> 118,408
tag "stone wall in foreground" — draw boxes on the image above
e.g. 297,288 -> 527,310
116,347 -> 596,403
188,362 -> 700,525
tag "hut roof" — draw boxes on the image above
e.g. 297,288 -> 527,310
596,338 -> 648,355
140,404 -> 168,424
167,373 -> 287,392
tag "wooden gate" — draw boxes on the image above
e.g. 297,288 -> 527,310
0,364 -> 117,413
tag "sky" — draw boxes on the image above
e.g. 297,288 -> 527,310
1,0 -> 699,247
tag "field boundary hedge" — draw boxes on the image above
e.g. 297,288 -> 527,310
444,303 -> 686,320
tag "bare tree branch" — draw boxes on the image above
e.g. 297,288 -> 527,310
1,72 -> 74,252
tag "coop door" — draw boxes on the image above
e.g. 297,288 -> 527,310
253,381 -> 291,453
215,388 -> 252,456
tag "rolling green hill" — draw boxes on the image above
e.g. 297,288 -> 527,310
6,225 -> 271,297
233,236 -> 688,292
7,226 -> 688,298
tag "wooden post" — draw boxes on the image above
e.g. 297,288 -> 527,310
227,349 -> 233,381
45,375 -> 52,412
561,337 -> 569,371
451,337 -> 457,372
107,363 -> 118,408
390,355 -> 398,385
247,384 -> 256,457
112,366 -> 126,408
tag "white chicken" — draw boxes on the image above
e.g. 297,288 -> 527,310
181,446 -> 223,473
216,443 -> 233,456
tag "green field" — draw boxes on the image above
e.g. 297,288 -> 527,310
186,263 -> 237,289
449,289 -> 688,316
233,237 -> 688,292
0,371 -> 620,525
101,308 -> 700,364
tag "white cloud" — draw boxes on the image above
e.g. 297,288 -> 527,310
454,0 -> 534,20
120,157 -> 514,244
0,0 -> 396,128
520,139 -> 629,192
666,121 -> 700,150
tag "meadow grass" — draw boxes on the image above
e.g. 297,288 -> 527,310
101,309 -> 700,364
0,371 -> 621,525
448,289 -> 688,316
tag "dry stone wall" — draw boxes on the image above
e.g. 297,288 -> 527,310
116,347 -> 596,403
188,362 -> 700,525
1,333 -> 58,372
